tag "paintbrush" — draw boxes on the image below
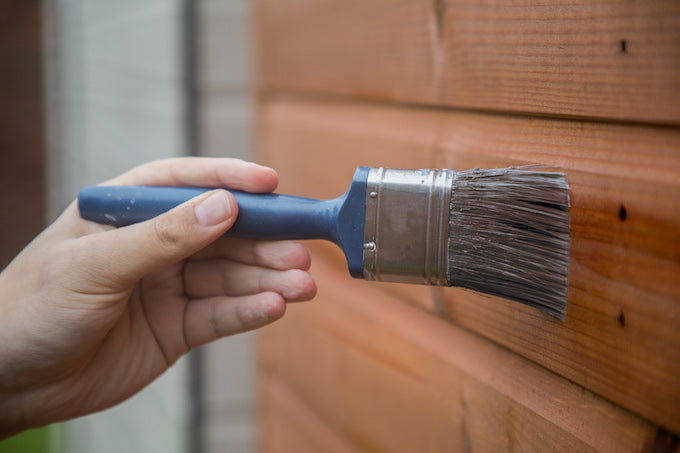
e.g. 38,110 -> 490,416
78,166 -> 570,319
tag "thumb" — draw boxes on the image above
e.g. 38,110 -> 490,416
81,189 -> 237,288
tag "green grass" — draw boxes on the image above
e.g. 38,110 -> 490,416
0,427 -> 48,453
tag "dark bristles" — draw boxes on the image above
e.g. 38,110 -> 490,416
447,168 -> 570,320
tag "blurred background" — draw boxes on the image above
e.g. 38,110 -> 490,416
1,0 -> 256,451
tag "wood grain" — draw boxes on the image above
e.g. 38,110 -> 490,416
256,95 -> 680,433
256,0 -> 680,124
258,375 -> 356,453
435,113 -> 680,434
259,256 -> 660,452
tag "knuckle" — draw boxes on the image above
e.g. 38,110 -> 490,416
251,240 -> 268,267
209,301 -> 224,338
152,215 -> 188,253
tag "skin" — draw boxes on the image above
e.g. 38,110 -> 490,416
0,158 -> 317,438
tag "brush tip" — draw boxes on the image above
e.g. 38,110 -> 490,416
447,167 -> 570,320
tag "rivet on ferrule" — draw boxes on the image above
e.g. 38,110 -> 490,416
363,241 -> 376,251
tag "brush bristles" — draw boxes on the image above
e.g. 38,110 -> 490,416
447,168 -> 570,320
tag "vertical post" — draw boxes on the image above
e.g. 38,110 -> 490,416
182,1 -> 203,453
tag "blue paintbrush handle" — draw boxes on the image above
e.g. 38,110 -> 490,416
78,186 -> 345,242
78,167 -> 370,277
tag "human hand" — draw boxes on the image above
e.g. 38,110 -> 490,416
0,158 -> 316,438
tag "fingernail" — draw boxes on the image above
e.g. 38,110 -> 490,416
195,190 -> 231,226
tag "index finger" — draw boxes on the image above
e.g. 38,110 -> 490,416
103,157 -> 279,193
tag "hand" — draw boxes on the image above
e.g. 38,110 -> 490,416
0,158 -> 316,438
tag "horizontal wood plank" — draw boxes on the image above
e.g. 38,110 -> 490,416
257,95 -> 680,432
258,374 -> 356,453
259,257 -> 660,452
256,0 -> 680,124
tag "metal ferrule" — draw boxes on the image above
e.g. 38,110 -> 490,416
363,167 -> 454,285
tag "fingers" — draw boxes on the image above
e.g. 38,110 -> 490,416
184,259 -> 317,302
75,190 -> 237,289
104,157 -> 279,193
183,293 -> 287,348
193,239 -> 312,271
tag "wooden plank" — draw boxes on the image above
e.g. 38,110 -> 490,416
256,0 -> 680,124
258,256 -> 661,452
434,114 -> 680,433
258,375 -> 356,453
256,1 -> 437,103
256,96 -> 680,433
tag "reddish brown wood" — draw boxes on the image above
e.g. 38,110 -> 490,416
259,256 -> 660,452
258,375 -> 356,453
257,96 -> 680,433
256,0 -> 680,124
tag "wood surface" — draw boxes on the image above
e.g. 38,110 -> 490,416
258,375 -> 356,453
257,95 -> 680,434
259,257 -> 662,452
256,0 -> 680,124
